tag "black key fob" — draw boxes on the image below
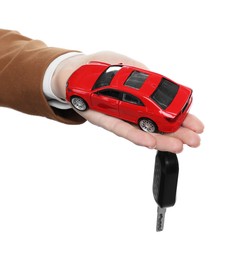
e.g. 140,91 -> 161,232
153,151 -> 179,208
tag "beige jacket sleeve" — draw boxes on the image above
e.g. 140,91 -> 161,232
0,29 -> 85,124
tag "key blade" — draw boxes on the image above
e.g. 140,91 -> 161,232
156,206 -> 166,232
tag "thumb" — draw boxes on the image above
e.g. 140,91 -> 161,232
84,51 -> 148,69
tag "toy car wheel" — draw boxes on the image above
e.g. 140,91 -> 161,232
138,118 -> 157,133
71,96 -> 88,111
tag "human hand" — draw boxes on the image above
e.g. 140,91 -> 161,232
52,51 -> 204,153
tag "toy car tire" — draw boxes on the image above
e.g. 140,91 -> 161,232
138,118 -> 158,133
71,96 -> 88,111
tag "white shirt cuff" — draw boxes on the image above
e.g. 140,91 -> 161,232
43,52 -> 83,109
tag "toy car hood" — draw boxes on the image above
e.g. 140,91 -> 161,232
67,61 -> 109,91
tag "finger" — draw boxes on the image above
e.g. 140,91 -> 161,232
167,126 -> 201,148
81,109 -> 187,153
182,113 -> 204,133
151,133 -> 184,153
107,120 -> 185,153
98,115 -> 185,153
86,51 -> 148,69
108,120 -> 157,149
77,109 -> 157,149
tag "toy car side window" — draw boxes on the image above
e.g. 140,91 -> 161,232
93,66 -> 122,90
97,89 -> 121,100
124,71 -> 149,89
122,93 -> 144,106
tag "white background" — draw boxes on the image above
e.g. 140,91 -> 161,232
1,1 -> 243,259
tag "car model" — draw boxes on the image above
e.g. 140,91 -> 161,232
66,61 -> 192,133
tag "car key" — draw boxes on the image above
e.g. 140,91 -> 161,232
153,151 -> 179,231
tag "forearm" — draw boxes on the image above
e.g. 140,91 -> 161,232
0,29 -> 84,124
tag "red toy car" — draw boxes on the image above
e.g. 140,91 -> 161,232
66,61 -> 192,133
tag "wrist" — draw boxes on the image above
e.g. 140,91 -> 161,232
51,54 -> 85,100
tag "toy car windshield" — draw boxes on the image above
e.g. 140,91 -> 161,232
93,65 -> 122,90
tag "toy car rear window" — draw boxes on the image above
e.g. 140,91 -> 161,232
151,79 -> 179,110
93,66 -> 122,90
124,71 -> 149,89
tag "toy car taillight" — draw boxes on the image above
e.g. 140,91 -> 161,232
166,95 -> 192,124
182,95 -> 192,113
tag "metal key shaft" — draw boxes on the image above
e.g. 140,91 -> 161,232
153,151 -> 179,231
156,207 -> 166,231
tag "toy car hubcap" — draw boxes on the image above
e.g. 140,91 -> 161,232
71,97 -> 87,111
139,119 -> 156,133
